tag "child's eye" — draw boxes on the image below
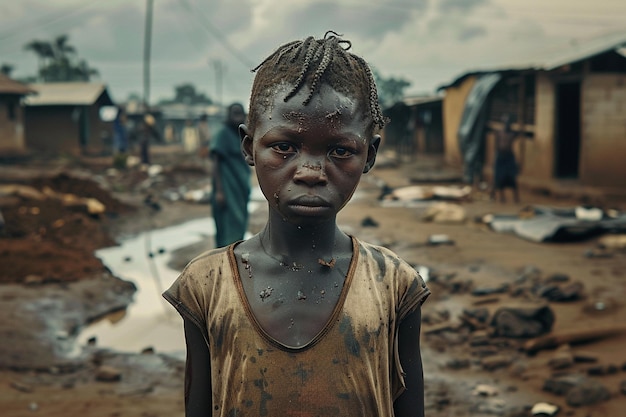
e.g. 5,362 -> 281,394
271,143 -> 296,153
329,147 -> 354,158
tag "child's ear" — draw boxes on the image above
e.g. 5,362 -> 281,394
363,135 -> 381,174
239,124 -> 255,166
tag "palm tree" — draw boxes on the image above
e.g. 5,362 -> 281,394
23,35 -> 98,82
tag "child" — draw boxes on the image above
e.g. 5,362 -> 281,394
163,31 -> 430,417
210,103 -> 251,247
491,113 -> 520,203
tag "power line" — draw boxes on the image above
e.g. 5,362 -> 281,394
176,0 -> 255,69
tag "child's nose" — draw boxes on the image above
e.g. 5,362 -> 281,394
293,159 -> 328,186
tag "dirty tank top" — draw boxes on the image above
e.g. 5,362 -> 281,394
163,236 -> 430,417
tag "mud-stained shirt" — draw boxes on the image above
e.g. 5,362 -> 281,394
163,236 -> 430,417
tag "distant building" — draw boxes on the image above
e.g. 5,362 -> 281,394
0,74 -> 35,155
439,32 -> 626,194
24,82 -> 114,155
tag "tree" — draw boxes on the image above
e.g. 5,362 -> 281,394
0,63 -> 14,77
23,35 -> 99,82
373,69 -> 411,108
158,83 -> 213,105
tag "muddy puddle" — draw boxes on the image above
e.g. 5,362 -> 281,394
76,217 -> 217,357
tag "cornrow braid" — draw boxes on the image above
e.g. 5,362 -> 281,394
248,31 -> 386,133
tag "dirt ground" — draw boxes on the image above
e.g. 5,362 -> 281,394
1,146 -> 625,417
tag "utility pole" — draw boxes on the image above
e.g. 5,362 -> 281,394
212,59 -> 224,107
143,0 -> 154,111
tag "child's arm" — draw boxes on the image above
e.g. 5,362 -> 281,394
393,307 -> 425,417
183,318 -> 212,417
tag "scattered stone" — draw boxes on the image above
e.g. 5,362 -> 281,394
445,358 -> 470,370
426,234 -> 455,246
481,354 -> 512,371
472,284 -> 509,296
586,364 -> 619,376
545,273 -> 570,283
565,379 -> 610,407
23,274 -> 44,285
87,336 -> 97,346
29,402 -> 38,411
472,384 -> 499,397
543,374 -> 586,396
141,347 -> 155,354
463,307 -> 491,323
531,402 -> 559,416
620,380 -> 626,395
548,350 -> 574,370
95,365 -> 122,382
572,350 -> 598,363
360,216 -> 379,227
491,304 -> 555,338
10,380 -> 34,393
472,346 -> 500,358
469,330 -> 492,346
534,281 -> 584,302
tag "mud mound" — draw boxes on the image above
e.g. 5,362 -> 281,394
0,172 -> 136,284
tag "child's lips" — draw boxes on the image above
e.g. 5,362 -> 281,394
287,196 -> 332,215
288,195 -> 331,207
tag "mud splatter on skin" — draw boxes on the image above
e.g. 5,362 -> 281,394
259,286 -> 274,301
318,257 -> 336,268
241,252 -> 253,279
297,290 -> 307,300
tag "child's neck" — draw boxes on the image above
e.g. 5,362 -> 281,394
261,212 -> 349,261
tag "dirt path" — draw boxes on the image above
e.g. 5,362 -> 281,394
1,151 -> 625,417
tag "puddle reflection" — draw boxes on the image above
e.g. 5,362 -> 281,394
78,217 -> 218,357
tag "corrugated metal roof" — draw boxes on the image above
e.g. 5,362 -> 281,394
440,31 -> 626,90
25,82 -> 113,106
541,31 -> 626,70
0,74 -> 35,95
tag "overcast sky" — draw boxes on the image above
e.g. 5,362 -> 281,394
1,0 -> 624,106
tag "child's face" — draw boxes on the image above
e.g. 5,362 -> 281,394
242,83 -> 379,225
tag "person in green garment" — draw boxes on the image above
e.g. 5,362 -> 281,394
209,102 -> 251,247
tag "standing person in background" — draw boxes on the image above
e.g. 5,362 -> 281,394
138,113 -> 159,165
210,103 -> 251,247
112,107 -> 129,169
491,113 -> 520,203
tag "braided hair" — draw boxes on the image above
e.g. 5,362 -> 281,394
248,31 -> 386,134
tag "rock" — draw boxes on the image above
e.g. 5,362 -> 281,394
481,354 -> 512,371
572,350 -> 599,363
586,364 -> 619,376
543,374 -> 586,396
472,384 -> 499,397
548,351 -> 574,370
360,216 -> 379,227
23,274 -> 44,285
491,304 -> 555,338
469,330 -> 492,346
472,284 -> 509,296
620,380 -> 626,395
445,358 -> 470,370
95,365 -> 122,382
565,379 -> 610,407
426,234 -> 455,246
10,380 -> 34,393
530,402 -> 559,416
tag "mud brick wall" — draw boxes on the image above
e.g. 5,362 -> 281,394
580,74 -> 626,188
